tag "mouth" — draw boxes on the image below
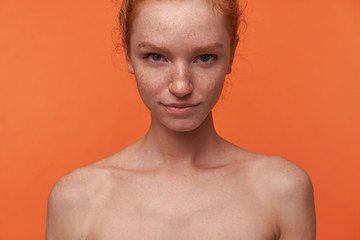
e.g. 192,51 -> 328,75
161,103 -> 200,116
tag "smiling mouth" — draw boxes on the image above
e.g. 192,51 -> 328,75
161,103 -> 200,116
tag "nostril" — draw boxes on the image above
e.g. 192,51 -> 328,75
168,80 -> 193,98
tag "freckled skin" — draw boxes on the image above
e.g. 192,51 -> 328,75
127,0 -> 232,132
46,0 -> 316,239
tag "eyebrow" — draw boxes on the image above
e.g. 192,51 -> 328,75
192,43 -> 224,53
137,42 -> 171,55
137,41 -> 224,54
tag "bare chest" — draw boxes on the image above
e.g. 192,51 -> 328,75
85,176 -> 277,240
86,209 -> 275,240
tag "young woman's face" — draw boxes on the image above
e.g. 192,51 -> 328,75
127,0 -> 233,132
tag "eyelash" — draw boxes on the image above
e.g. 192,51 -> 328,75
143,53 -> 217,64
195,54 -> 217,63
145,53 -> 165,62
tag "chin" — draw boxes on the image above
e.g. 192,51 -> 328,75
161,116 -> 210,133
170,125 -> 200,133
161,121 -> 198,132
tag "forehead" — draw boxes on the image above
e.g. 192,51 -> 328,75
130,0 -> 230,50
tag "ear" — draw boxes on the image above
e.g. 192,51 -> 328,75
227,37 -> 238,74
226,63 -> 232,74
125,52 -> 135,74
226,53 -> 235,74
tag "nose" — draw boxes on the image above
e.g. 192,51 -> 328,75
168,63 -> 193,98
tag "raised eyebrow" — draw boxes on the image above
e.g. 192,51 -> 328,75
137,42 -> 171,55
192,43 -> 224,53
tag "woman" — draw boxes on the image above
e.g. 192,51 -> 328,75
46,0 -> 316,239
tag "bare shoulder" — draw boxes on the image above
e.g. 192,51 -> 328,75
46,163 -> 111,239
255,155 -> 313,195
223,143 -> 313,195
47,150 -> 131,213
47,165 -> 105,208
241,153 -> 316,239
236,152 -> 314,205
228,146 -> 312,188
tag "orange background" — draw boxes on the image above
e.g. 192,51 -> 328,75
1,0 -> 359,239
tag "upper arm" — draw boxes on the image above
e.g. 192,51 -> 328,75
46,172 -> 90,240
267,158 -> 316,240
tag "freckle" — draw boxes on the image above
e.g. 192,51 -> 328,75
185,32 -> 195,39
136,72 -> 158,90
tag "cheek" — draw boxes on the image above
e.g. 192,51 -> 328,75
195,67 -> 226,99
134,67 -> 167,102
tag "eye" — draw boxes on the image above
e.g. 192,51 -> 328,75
195,54 -> 216,63
146,53 -> 164,62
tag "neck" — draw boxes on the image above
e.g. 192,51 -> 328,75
140,113 -> 223,169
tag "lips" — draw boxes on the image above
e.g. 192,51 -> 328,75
161,103 -> 200,116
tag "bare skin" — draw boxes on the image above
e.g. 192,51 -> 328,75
46,0 -> 316,239
46,115 -> 315,240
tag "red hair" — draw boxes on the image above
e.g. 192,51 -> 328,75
119,0 -> 245,56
